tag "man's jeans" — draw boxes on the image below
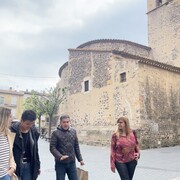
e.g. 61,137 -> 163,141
0,174 -> 10,180
55,162 -> 78,180
115,159 -> 137,180
19,162 -> 32,180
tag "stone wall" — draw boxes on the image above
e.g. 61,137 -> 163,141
57,0 -> 180,149
147,0 -> 180,67
58,51 -> 180,149
138,63 -> 180,148
77,39 -> 151,59
68,51 -> 92,94
57,63 -> 69,115
59,51 -> 142,146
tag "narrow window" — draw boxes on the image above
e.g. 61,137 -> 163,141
84,80 -> 89,92
11,96 -> 17,105
120,72 -> 126,83
156,0 -> 162,6
0,96 -> 4,105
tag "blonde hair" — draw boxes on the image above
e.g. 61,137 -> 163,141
115,116 -> 131,138
0,107 -> 11,134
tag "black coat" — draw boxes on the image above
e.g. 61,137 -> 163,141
11,122 -> 41,180
50,127 -> 83,164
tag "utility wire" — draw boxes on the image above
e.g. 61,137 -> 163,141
0,73 -> 58,79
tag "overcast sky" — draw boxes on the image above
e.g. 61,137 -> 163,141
0,0 -> 148,92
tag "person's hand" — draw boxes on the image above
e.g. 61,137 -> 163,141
111,167 -> 115,173
134,152 -> 140,160
8,167 -> 15,176
80,161 -> 84,166
60,155 -> 69,161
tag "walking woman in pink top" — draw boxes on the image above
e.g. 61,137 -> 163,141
110,116 -> 140,180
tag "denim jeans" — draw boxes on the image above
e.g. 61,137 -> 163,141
115,159 -> 137,180
55,162 -> 78,180
0,174 -> 10,180
19,162 -> 32,180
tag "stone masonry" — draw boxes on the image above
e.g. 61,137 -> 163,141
147,0 -> 180,67
57,0 -> 180,149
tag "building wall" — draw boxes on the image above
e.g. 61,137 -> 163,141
138,63 -> 180,148
57,0 -> 180,148
59,51 -> 142,145
76,40 -> 151,59
0,89 -> 48,123
147,0 -> 180,67
58,64 -> 69,115
59,51 -> 180,148
0,89 -> 24,119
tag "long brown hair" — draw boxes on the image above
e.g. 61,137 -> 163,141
0,107 -> 11,134
115,116 -> 131,138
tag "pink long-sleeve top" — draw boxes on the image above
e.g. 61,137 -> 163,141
110,131 -> 139,169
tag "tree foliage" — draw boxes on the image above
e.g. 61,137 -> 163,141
44,87 -> 66,138
23,93 -> 46,132
23,87 -> 66,137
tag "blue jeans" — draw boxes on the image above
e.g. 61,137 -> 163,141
0,174 -> 10,180
19,162 -> 32,180
55,162 -> 78,180
115,160 -> 137,180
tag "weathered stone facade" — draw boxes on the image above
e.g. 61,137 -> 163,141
147,0 -> 180,67
57,0 -> 180,149
138,62 -> 180,148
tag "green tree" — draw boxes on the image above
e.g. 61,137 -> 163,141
44,87 -> 66,138
23,93 -> 46,132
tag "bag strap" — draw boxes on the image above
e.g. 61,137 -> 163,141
132,130 -> 139,144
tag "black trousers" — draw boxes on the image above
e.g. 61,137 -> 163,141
115,159 -> 137,180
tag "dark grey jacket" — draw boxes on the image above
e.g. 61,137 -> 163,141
50,127 -> 83,164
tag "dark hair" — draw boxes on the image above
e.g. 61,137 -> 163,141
60,114 -> 70,121
21,110 -> 36,122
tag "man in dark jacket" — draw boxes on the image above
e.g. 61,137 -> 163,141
11,110 -> 41,180
50,114 -> 84,180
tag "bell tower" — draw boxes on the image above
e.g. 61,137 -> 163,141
147,0 -> 180,67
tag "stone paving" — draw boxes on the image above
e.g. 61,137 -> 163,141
38,138 -> 180,180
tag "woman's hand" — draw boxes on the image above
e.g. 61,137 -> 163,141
8,167 -> 15,176
134,152 -> 140,160
111,167 -> 116,173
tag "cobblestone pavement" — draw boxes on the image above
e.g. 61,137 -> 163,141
38,139 -> 180,180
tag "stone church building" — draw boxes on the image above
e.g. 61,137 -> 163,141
57,0 -> 180,149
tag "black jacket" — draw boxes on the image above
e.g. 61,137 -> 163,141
50,126 -> 83,164
11,122 -> 40,180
